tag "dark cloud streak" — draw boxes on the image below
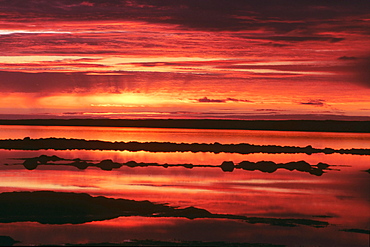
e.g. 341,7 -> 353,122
197,97 -> 226,103
338,56 -> 358,60
0,0 -> 369,34
196,97 -> 251,103
300,99 -> 326,107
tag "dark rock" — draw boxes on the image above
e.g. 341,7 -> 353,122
221,161 -> 234,172
23,158 -> 38,170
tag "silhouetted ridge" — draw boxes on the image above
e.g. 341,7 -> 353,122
0,191 -> 328,228
10,155 -> 331,175
0,191 -> 179,224
339,228 -> 370,235
0,236 -> 19,246
1,138 -> 369,155
62,239 -> 285,247
0,119 -> 369,133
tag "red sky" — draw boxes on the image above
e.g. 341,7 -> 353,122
0,0 -> 370,120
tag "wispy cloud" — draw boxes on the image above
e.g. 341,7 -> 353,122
1,0 -> 369,32
197,97 -> 226,103
196,97 -> 251,103
0,0 -> 369,120
299,99 -> 326,107
255,109 -> 285,112
338,56 -> 358,60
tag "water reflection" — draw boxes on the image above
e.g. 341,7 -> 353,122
0,191 -> 329,227
0,125 -> 369,149
0,127 -> 368,246
10,154 -> 333,176
0,217 -> 367,247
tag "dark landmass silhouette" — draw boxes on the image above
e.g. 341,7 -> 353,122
0,119 -> 369,133
340,229 -> 370,235
61,239 -> 285,247
232,160 -> 331,176
0,191 -> 329,228
1,137 -> 369,155
10,155 -> 332,176
0,236 -> 19,247
312,215 -> 335,219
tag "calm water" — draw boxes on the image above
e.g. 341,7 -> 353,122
1,125 -> 370,148
0,125 -> 369,246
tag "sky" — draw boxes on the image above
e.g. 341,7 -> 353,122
0,0 -> 370,120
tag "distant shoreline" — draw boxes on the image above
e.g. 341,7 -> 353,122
2,137 -> 368,155
0,119 -> 369,133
